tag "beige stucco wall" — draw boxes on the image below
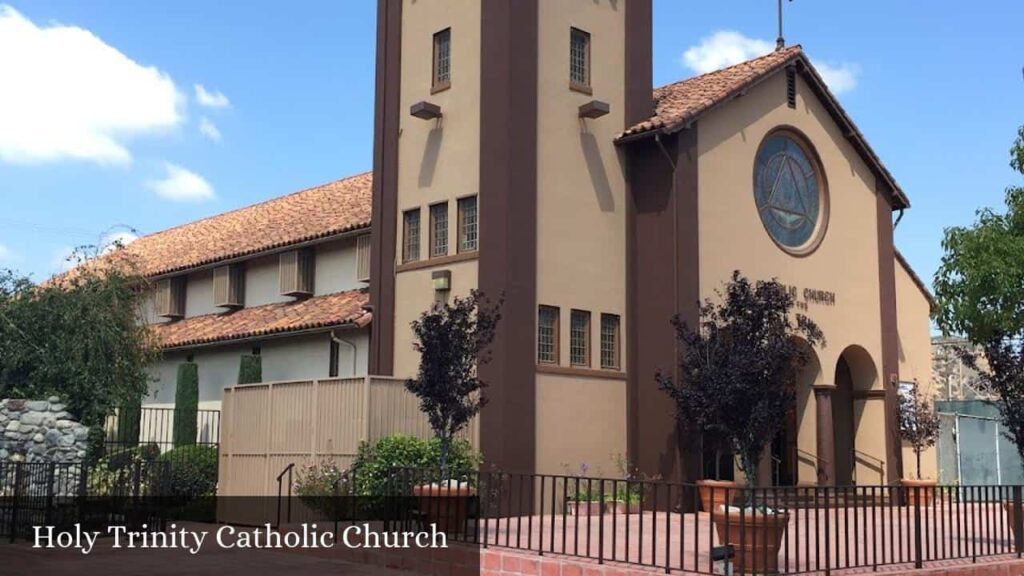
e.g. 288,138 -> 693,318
392,259 -> 479,378
533,0 -> 628,476
896,257 -> 938,480
698,71 -> 891,483
390,0 -> 482,379
536,373 -> 627,477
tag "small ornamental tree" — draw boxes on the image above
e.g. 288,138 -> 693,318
116,395 -> 142,448
658,272 -> 824,495
406,290 -> 501,475
237,354 -> 262,385
898,385 -> 940,480
173,362 -> 199,447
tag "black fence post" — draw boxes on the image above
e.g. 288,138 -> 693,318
913,487 -> 923,569
1014,485 -> 1023,558
10,463 -> 23,543
45,462 -> 56,527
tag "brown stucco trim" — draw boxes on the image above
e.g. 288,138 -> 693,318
395,251 -> 479,273
853,390 -> 889,400
626,126 -> 699,484
876,181 -> 904,483
368,0 -> 402,375
477,0 -> 539,474
536,364 -> 627,381
624,0 -> 653,127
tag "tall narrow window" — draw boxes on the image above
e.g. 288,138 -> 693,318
433,28 -> 451,92
402,208 -> 421,263
458,196 -> 478,253
570,310 -> 590,367
537,306 -> 560,364
429,202 -> 448,258
329,339 -> 340,378
570,28 -> 591,91
600,314 -> 621,370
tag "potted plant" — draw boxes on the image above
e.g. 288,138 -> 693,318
658,272 -> 824,574
405,290 -> 501,534
898,383 -> 940,507
696,435 -> 742,513
602,455 -> 653,514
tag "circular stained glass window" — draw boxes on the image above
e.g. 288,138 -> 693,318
753,132 -> 828,254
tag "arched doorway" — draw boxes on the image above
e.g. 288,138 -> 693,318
771,339 -> 822,485
833,346 -> 879,485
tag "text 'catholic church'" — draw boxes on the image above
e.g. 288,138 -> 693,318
132,0 -> 932,489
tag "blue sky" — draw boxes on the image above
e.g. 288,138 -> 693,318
0,1 -> 1021,287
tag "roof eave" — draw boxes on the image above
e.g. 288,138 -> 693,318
158,317 -> 368,353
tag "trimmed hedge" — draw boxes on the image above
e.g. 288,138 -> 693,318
173,362 -> 199,447
157,444 -> 218,497
237,354 -> 262,384
351,435 -> 480,496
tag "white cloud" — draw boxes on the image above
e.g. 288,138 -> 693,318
194,84 -> 230,109
100,231 -> 139,254
0,5 -> 183,165
52,246 -> 77,273
146,163 -> 215,202
681,31 -> 774,75
198,117 -> 222,142
815,61 -> 860,95
681,30 -> 860,95
0,243 -> 14,262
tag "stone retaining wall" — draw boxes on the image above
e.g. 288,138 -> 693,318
0,397 -> 89,463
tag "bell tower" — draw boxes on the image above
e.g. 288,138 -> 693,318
369,0 -> 652,475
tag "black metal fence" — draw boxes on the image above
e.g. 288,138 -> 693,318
103,407 -> 220,453
0,460 -> 168,542
278,466 -> 1024,575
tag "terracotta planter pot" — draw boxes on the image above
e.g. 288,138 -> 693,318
603,500 -> 641,515
566,500 -> 603,516
697,479 -> 743,512
412,482 -> 474,534
900,479 -> 936,507
712,507 -> 790,574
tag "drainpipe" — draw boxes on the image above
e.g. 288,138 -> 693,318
330,330 -> 358,377
893,208 -> 905,229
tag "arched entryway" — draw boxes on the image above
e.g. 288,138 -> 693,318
770,339 -> 822,486
833,345 -> 878,485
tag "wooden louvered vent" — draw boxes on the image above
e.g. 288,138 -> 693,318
356,234 -> 371,282
155,277 -> 186,319
279,249 -> 315,297
213,264 -> 245,308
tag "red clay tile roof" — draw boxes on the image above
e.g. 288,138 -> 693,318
151,289 -> 370,349
622,45 -> 804,138
619,45 -> 909,209
123,172 -> 372,278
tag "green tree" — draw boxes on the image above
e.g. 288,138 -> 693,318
934,126 -> 1024,473
406,290 -> 501,475
658,272 -> 824,492
0,246 -> 158,454
934,126 -> 1024,342
237,354 -> 262,385
173,362 -> 199,447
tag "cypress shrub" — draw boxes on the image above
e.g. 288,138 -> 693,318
116,396 -> 142,447
173,362 -> 199,447
237,354 -> 262,385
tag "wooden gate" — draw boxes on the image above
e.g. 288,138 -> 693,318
217,376 -> 479,498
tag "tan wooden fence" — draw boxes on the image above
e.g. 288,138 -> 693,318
217,376 -> 479,499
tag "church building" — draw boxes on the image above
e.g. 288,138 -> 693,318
123,0 -> 932,488
366,0 -> 932,485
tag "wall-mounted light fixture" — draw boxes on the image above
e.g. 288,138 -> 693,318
578,100 -> 610,119
411,101 -> 443,120
432,270 -> 451,292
